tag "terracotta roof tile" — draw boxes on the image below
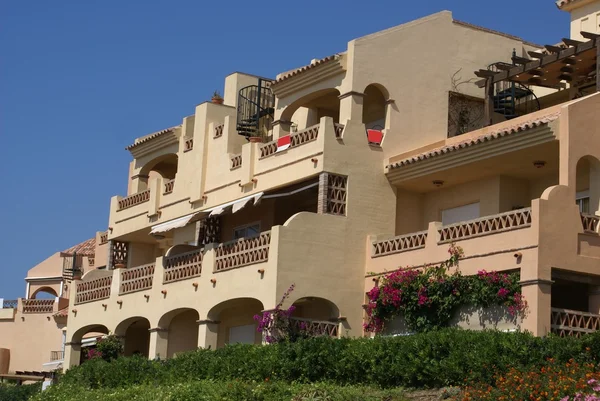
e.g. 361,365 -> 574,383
62,238 -> 95,257
53,307 -> 68,318
125,126 -> 180,151
274,55 -> 339,84
387,112 -> 560,170
556,0 -> 581,8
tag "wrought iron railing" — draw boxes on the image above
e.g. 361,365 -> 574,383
22,299 -> 54,314
551,308 -> 600,338
120,263 -> 155,295
438,208 -> 532,243
581,213 -> 600,234
215,231 -> 271,272
164,249 -> 203,284
50,351 -> 64,361
236,79 -> 274,138
75,276 -> 112,305
118,190 -> 150,210
372,231 -> 428,257
2,299 -> 17,309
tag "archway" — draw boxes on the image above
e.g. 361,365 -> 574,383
290,296 -> 341,338
137,153 -> 179,191
115,317 -> 151,357
207,298 -> 264,348
158,308 -> 200,358
281,88 -> 341,131
67,324 -> 110,367
362,84 -> 388,130
575,156 -> 600,216
30,286 -> 58,299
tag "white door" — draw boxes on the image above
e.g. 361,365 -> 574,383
442,202 -> 480,225
228,324 -> 256,345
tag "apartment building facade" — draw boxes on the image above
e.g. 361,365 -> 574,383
41,3 -> 600,369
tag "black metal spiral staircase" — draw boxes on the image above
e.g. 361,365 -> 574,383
62,253 -> 82,281
488,50 -> 541,120
236,78 -> 275,138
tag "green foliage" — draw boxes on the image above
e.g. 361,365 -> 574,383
50,329 -> 600,392
94,334 -> 124,362
365,245 -> 526,333
32,380 -> 407,401
0,382 -> 42,401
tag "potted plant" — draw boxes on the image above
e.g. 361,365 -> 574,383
211,90 -> 224,105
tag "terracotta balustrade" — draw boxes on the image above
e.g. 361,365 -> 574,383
551,308 -> 600,337
259,124 -> 320,158
230,154 -> 242,169
164,179 -> 175,194
581,213 -> 600,234
118,189 -> 150,210
334,123 -> 345,138
75,276 -> 112,305
184,138 -> 194,152
99,231 -> 108,245
214,231 -> 271,272
438,208 -> 532,243
119,263 -> 155,295
214,124 -> 224,138
372,231 -> 428,257
163,249 -> 203,284
289,317 -> 339,337
22,299 -> 54,314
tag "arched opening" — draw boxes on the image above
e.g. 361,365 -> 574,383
68,324 -> 110,367
30,286 -> 58,299
362,84 -> 388,130
290,297 -> 341,338
115,317 -> 151,357
137,153 -> 178,191
575,156 -> 600,216
158,308 -> 200,358
281,88 -> 341,131
207,298 -> 264,348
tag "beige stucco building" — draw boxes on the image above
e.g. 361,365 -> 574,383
3,1 -> 599,372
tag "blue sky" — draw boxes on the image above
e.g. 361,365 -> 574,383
0,0 -> 568,299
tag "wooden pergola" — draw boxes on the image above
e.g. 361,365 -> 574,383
475,31 -> 600,126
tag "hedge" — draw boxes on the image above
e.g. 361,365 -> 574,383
52,329 -> 600,391
0,382 -> 42,401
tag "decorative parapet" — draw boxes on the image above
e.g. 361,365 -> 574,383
118,189 -> 150,210
214,124 -> 224,138
119,263 -> 155,295
1,299 -> 17,309
438,208 -> 532,243
551,308 -> 600,337
372,231 -> 428,257
230,154 -> 242,170
581,213 -> 600,234
22,299 -> 54,314
99,231 -> 108,245
164,179 -> 175,194
163,249 -> 203,284
259,124 -> 320,158
75,276 -> 112,305
318,173 -> 348,216
289,317 -> 339,338
214,231 -> 271,272
184,138 -> 194,152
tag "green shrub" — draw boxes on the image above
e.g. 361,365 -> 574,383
0,382 -> 42,401
55,329 -> 600,391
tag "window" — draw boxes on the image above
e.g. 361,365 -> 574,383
576,190 -> 590,214
233,222 -> 260,239
442,202 -> 480,225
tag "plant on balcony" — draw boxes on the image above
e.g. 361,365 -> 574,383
211,90 -> 224,105
254,284 -> 321,344
364,244 -> 527,333
85,334 -> 123,362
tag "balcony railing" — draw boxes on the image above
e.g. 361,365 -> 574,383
75,276 -> 112,305
2,299 -> 17,309
214,124 -> 224,138
289,317 -> 339,338
334,123 -> 344,139
215,231 -> 271,272
260,124 -> 320,158
163,248 -> 203,284
120,263 -> 155,295
99,231 -> 108,245
50,351 -> 64,361
551,308 -> 600,338
164,179 -> 175,194
22,299 -> 54,314
230,154 -> 242,169
439,208 -> 532,243
372,231 -> 428,257
118,189 -> 150,210
581,213 -> 600,234
184,138 -> 194,152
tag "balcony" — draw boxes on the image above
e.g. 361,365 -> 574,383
551,308 -> 600,338
50,351 -> 64,362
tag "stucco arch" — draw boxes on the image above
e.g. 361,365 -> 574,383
114,316 -> 151,357
71,324 -> 110,344
280,88 -> 341,125
68,324 -> 110,367
207,298 -> 264,347
158,308 -> 199,358
362,83 -> 389,130
290,296 -> 340,321
30,286 -> 58,299
139,153 -> 178,180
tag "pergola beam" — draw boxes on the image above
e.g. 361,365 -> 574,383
563,38 -> 584,47
528,51 -> 546,59
581,31 -> 600,40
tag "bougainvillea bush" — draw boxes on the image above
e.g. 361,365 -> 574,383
84,334 -> 123,362
447,357 -> 600,401
365,245 -> 527,333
